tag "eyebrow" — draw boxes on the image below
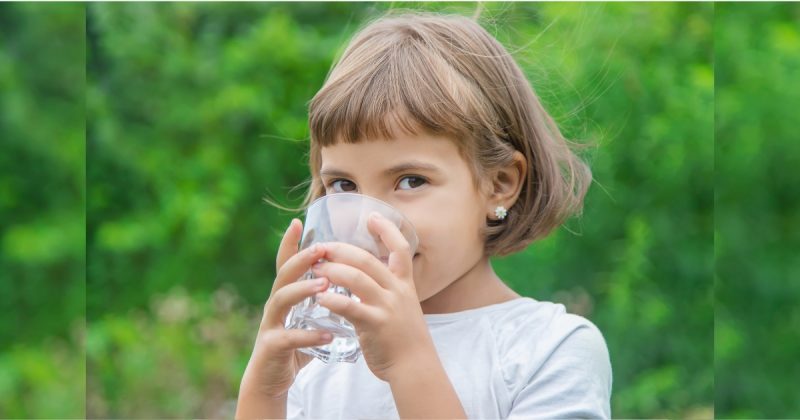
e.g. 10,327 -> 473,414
319,161 -> 442,179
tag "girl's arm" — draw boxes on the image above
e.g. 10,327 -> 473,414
235,220 -> 334,419
235,387 -> 287,419
385,342 -> 467,419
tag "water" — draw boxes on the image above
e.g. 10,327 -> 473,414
285,270 -> 361,363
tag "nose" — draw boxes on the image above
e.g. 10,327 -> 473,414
349,192 -> 415,236
358,191 -> 391,206
356,192 -> 403,214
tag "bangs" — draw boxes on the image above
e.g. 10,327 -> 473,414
308,22 -> 493,148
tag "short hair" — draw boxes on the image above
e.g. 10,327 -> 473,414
277,10 -> 591,257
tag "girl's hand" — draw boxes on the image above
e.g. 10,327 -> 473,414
310,212 -> 435,383
238,219 -> 332,401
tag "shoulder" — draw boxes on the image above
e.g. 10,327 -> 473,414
491,298 -> 605,353
491,299 -> 612,418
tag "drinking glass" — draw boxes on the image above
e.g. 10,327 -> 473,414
284,193 -> 418,363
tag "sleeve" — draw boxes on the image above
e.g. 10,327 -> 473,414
506,319 -> 613,419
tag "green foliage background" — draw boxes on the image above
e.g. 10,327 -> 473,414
715,3 -> 800,417
0,3 -> 85,417
0,2 -> 796,418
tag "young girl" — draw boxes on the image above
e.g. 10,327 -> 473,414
237,10 -> 611,419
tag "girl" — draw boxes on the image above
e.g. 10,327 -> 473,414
237,10 -> 611,419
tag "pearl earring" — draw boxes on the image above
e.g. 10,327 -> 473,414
494,206 -> 508,220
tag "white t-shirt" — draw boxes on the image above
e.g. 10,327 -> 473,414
288,297 -> 612,419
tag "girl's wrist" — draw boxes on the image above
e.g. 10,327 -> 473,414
385,342 -> 467,419
383,338 -> 441,384
239,365 -> 291,400
236,372 -> 289,419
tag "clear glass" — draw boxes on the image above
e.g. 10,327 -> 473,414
284,193 -> 418,363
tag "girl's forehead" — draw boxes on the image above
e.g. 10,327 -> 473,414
320,132 -> 460,162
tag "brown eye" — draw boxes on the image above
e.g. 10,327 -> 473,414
397,176 -> 427,190
330,179 -> 357,192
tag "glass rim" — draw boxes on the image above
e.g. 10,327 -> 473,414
304,192 -> 418,247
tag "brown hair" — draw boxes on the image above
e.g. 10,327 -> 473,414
268,10 -> 592,257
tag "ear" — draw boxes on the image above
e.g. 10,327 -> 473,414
486,151 -> 527,216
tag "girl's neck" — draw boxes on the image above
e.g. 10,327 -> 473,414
419,256 -> 520,315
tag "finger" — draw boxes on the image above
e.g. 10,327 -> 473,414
272,241 -> 326,294
316,291 -> 381,328
367,212 -> 415,281
310,261 -> 385,304
265,328 -> 334,353
276,219 -> 302,273
263,276 -> 330,329
317,242 -> 394,290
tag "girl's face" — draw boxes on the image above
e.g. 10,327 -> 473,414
319,133 -> 491,302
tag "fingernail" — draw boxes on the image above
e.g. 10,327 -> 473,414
314,278 -> 326,286
320,332 -> 332,341
308,244 -> 317,253
369,212 -> 381,221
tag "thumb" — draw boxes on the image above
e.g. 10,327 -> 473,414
368,212 -> 414,281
